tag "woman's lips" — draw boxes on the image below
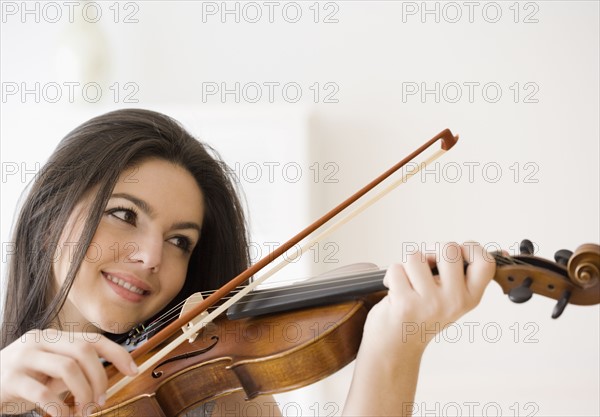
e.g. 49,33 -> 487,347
102,272 -> 149,302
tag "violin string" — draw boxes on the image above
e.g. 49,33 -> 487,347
133,253 -> 528,339
143,230 -> 522,339
174,275 -> 386,309
142,287 -> 252,327
226,253 -> 534,307
493,253 -> 529,266
205,254 -> 527,304
133,265 -> 385,337
132,268 -> 379,339
201,258 -> 505,309
137,291 -> 244,337
137,281 -> 302,338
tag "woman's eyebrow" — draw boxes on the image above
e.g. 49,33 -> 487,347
110,193 -> 201,233
111,192 -> 154,216
171,221 -> 202,233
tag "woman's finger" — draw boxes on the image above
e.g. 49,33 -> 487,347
462,242 -> 496,301
383,263 -> 413,295
36,332 -> 108,404
402,252 -> 437,296
436,242 -> 467,295
37,332 -> 136,403
26,350 -> 94,412
91,335 -> 138,378
12,376 -> 74,417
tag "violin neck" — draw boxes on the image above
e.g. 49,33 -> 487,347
226,269 -> 388,320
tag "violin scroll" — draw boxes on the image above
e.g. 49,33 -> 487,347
568,243 -> 600,289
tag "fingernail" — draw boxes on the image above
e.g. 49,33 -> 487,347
130,361 -> 139,374
98,393 -> 106,406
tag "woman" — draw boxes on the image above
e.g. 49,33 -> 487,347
0,109 -> 495,416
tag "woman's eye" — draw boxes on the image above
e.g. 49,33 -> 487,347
170,236 -> 193,253
107,207 -> 137,225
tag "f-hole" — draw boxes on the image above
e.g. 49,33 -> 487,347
152,336 -> 219,378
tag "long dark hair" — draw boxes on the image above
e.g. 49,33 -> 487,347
1,109 -> 250,348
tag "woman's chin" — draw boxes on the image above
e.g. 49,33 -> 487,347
94,316 -> 142,335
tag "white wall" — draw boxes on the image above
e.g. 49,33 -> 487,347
1,1 -> 598,416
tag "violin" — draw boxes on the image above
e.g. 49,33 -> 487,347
48,129 -> 600,416
89,240 -> 599,416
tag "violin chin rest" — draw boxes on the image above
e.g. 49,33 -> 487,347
309,263 -> 380,281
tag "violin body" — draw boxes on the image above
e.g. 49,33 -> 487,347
96,293 -> 385,416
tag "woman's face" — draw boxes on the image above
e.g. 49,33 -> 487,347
53,158 -> 204,334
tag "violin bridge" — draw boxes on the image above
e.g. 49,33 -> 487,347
180,292 -> 209,343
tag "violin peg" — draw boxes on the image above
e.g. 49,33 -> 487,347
508,277 -> 534,303
552,290 -> 571,319
554,249 -> 573,266
520,239 -> 535,255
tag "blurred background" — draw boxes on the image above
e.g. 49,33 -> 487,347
1,1 -> 599,415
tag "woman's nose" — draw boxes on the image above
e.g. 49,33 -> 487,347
127,233 -> 162,272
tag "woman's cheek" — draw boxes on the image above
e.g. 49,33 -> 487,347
169,264 -> 189,296
173,268 -> 188,295
84,242 -> 103,263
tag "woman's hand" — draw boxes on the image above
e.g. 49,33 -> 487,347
343,242 -> 497,416
364,241 -> 496,354
0,329 -> 138,417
